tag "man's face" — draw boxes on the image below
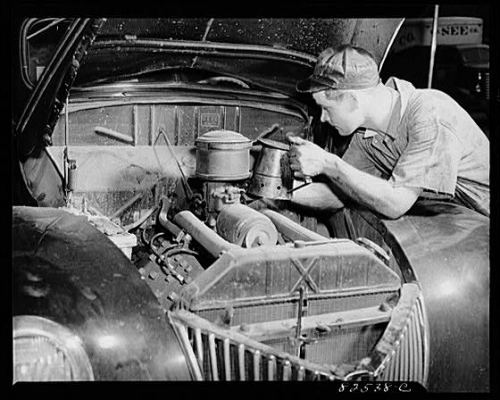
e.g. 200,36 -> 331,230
312,90 -> 362,136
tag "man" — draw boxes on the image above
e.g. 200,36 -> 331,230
288,44 -> 489,219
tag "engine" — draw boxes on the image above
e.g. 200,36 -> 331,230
134,129 -> 294,310
61,128 -> 428,382
95,129 -> 412,375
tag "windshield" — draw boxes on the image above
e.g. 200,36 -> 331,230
21,18 -> 73,87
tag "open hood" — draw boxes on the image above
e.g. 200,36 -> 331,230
15,17 -> 403,158
93,18 -> 401,60
77,18 -> 404,90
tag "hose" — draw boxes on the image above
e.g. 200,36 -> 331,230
123,207 -> 157,232
145,230 -> 198,285
164,248 -> 198,258
149,232 -> 167,251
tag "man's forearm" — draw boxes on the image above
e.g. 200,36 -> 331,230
322,153 -> 419,218
287,136 -> 420,218
290,182 -> 344,211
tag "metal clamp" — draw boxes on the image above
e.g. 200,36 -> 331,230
356,237 -> 391,264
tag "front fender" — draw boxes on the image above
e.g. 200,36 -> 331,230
12,206 -> 193,381
345,201 -> 489,392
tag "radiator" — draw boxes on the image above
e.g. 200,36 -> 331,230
168,309 -> 338,381
168,283 -> 428,384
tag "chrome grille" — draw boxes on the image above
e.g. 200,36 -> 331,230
168,309 -> 338,381
169,283 -> 427,384
372,284 -> 428,386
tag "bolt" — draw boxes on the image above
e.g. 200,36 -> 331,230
184,234 -> 192,245
207,217 -> 216,228
359,357 -> 371,368
148,271 -> 159,280
42,133 -> 52,146
168,292 -> 179,302
315,324 -> 331,334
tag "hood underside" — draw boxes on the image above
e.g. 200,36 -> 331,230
94,18 -> 401,58
76,18 -> 403,91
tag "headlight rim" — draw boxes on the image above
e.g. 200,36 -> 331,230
13,315 -> 94,382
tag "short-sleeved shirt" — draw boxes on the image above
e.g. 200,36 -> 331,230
342,77 -> 490,216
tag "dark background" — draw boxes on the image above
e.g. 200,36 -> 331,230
5,0 -> 499,397
381,4 -> 493,135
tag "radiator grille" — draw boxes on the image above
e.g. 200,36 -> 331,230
170,284 -> 427,384
373,286 -> 428,386
169,309 -> 337,381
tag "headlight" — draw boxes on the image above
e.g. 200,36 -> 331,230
13,315 -> 94,382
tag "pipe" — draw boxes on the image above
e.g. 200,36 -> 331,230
123,207 -> 157,232
427,4 -> 440,88
64,97 -> 69,195
260,209 -> 327,242
110,193 -> 142,219
173,210 -> 238,258
157,197 -> 183,238
94,126 -> 134,144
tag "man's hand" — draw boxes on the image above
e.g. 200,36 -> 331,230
288,136 -> 329,177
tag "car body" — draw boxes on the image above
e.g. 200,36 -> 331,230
12,18 -> 489,391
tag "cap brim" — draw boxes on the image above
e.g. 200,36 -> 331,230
296,76 -> 332,93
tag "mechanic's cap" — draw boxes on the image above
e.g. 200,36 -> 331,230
297,45 -> 380,93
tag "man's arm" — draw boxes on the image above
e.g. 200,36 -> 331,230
290,182 -> 345,212
289,137 -> 421,219
322,155 -> 421,218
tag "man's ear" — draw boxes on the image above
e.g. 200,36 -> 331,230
346,91 -> 360,112
350,91 -> 360,105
